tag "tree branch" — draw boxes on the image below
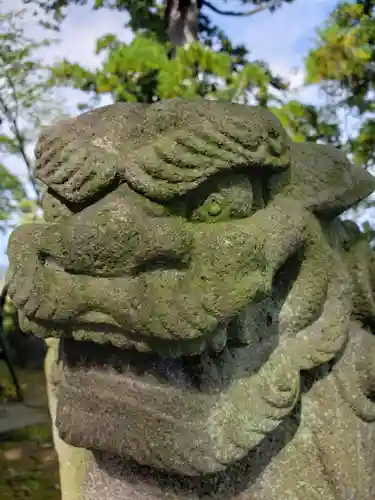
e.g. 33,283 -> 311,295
0,69 -> 41,205
202,0 -> 280,17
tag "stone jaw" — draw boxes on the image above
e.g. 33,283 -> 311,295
5,98 -> 375,498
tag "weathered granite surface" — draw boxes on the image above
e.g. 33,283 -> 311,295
6,98 -> 375,500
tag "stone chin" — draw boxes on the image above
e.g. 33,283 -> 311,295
5,99 -> 375,478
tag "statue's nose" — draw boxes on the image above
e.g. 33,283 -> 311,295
128,216 -> 194,274
37,212 -> 194,277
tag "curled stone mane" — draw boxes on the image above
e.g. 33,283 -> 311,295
6,98 -> 375,500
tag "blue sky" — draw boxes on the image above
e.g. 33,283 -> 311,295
0,0 -> 344,265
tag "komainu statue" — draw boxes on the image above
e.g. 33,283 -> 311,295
6,98 -> 375,500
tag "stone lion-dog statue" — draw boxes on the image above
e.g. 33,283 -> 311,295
6,98 -> 375,500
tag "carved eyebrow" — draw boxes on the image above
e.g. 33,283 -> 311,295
37,100 -> 374,221
34,98 -> 290,206
34,102 -> 147,205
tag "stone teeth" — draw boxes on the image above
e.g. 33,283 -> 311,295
44,256 -> 64,272
131,329 -> 227,358
229,304 -> 263,346
208,326 -> 228,354
145,337 -> 208,358
129,340 -> 153,353
197,347 -> 235,393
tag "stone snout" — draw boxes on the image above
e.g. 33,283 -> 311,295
6,196 -> 312,349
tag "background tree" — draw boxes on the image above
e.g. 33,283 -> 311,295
306,0 -> 374,165
162,0 -> 296,47
28,0 -> 340,143
0,8 -> 65,232
11,0 -> 375,230
305,0 -> 374,236
0,166 -> 26,235
32,0 -> 309,120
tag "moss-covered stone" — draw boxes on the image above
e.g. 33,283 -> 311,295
5,98 -> 375,500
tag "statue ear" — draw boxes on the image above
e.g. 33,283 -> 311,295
269,142 -> 375,218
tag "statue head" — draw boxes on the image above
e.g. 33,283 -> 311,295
6,98 -> 375,477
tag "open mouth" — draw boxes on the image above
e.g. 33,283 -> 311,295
61,297 -> 282,395
45,252 -> 296,394
55,279 -> 296,477
50,249 -> 317,476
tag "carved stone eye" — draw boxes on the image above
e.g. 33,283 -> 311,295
192,194 -> 225,221
206,200 -> 223,217
190,173 -> 254,223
